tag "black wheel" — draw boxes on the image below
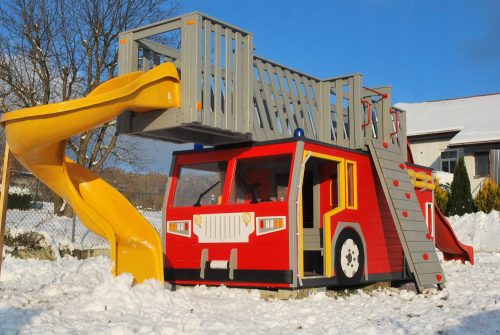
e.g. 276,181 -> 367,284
334,228 -> 365,285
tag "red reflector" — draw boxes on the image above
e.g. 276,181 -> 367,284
423,253 -> 429,260
393,180 -> 399,187
260,220 -> 264,229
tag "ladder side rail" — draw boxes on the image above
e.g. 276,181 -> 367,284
241,31 -> 254,135
350,74 -> 363,149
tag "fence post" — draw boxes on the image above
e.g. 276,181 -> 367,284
0,144 -> 13,278
71,214 -> 76,243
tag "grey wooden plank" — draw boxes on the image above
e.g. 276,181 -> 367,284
335,82 -> 347,147
417,272 -> 445,285
400,220 -> 430,232
414,262 -> 444,275
203,19 -> 212,126
407,241 -> 437,252
403,230 -> 432,242
275,67 -> 295,134
292,73 -> 314,138
392,198 -> 423,212
224,28 -> 233,130
255,59 -> 279,135
283,69 -> 302,131
264,62 -> 286,135
213,24 -> 222,128
301,75 -> 320,139
252,81 -> 273,140
411,251 -> 440,264
371,139 -> 404,154
376,149 -> 408,164
233,32 -> 243,133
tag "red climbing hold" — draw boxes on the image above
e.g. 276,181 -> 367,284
405,192 -> 411,199
393,180 -> 399,187
383,142 -> 389,148
402,211 -> 409,217
399,163 -> 406,169
436,274 -> 443,281
426,233 -> 433,240
423,253 -> 429,260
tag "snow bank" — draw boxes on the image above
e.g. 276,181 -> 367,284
0,254 -> 499,334
447,210 -> 500,252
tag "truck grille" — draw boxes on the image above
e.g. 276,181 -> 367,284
192,212 -> 255,243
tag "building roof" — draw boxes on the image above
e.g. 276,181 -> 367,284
396,93 -> 500,146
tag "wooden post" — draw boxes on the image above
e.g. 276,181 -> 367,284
0,143 -> 12,278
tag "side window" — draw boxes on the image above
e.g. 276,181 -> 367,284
231,155 -> 292,204
173,162 -> 227,207
441,150 -> 458,173
346,161 -> 357,209
474,152 -> 489,177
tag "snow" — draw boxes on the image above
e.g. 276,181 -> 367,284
396,93 -> 500,145
434,171 -> 453,186
0,253 -> 498,334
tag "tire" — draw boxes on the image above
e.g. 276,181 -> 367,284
334,228 -> 365,285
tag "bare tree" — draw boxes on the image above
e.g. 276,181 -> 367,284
0,0 -> 179,214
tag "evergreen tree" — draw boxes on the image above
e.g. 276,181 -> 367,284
447,157 -> 475,216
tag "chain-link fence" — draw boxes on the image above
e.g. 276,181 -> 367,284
4,171 -> 164,253
3,171 -> 500,254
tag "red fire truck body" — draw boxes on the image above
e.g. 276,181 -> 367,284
162,138 -> 433,289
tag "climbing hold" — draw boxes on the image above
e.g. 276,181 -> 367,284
422,253 -> 429,260
383,142 -> 389,148
405,192 -> 411,199
393,180 -> 399,187
402,211 -> 409,217
399,163 -> 406,170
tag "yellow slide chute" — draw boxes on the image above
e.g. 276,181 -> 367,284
1,63 -> 181,283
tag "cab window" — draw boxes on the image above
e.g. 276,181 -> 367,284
173,161 -> 228,207
231,155 -> 292,204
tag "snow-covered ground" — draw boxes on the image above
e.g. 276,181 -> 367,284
1,209 -> 499,334
0,253 -> 498,334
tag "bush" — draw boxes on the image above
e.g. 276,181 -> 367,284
8,193 -> 32,210
434,178 -> 449,214
447,157 -> 475,216
474,178 -> 500,213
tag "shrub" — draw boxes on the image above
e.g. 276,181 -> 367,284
474,178 -> 500,213
447,157 -> 475,216
434,178 -> 449,214
7,193 -> 32,210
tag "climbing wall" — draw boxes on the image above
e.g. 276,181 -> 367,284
368,139 -> 445,291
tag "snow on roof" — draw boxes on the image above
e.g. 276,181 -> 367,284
395,93 -> 500,146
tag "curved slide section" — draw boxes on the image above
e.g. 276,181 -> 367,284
1,63 -> 181,283
434,208 -> 474,265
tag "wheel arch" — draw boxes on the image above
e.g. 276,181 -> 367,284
331,222 -> 368,281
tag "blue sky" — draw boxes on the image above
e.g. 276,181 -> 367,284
144,0 -> 500,171
180,0 -> 499,103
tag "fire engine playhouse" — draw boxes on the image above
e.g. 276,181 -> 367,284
1,13 -> 473,293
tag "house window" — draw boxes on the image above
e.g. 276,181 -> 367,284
474,152 -> 489,177
441,150 -> 458,173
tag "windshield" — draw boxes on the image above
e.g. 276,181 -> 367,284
173,161 -> 228,207
231,155 -> 292,204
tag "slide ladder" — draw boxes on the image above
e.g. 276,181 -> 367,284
368,139 -> 445,291
1,63 -> 181,283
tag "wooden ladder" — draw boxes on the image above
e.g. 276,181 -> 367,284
368,139 -> 445,292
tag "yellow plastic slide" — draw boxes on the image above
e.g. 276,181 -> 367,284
1,63 -> 181,283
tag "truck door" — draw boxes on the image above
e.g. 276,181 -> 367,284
301,155 -> 342,278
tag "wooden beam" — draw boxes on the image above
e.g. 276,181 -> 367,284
0,143 -> 12,278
